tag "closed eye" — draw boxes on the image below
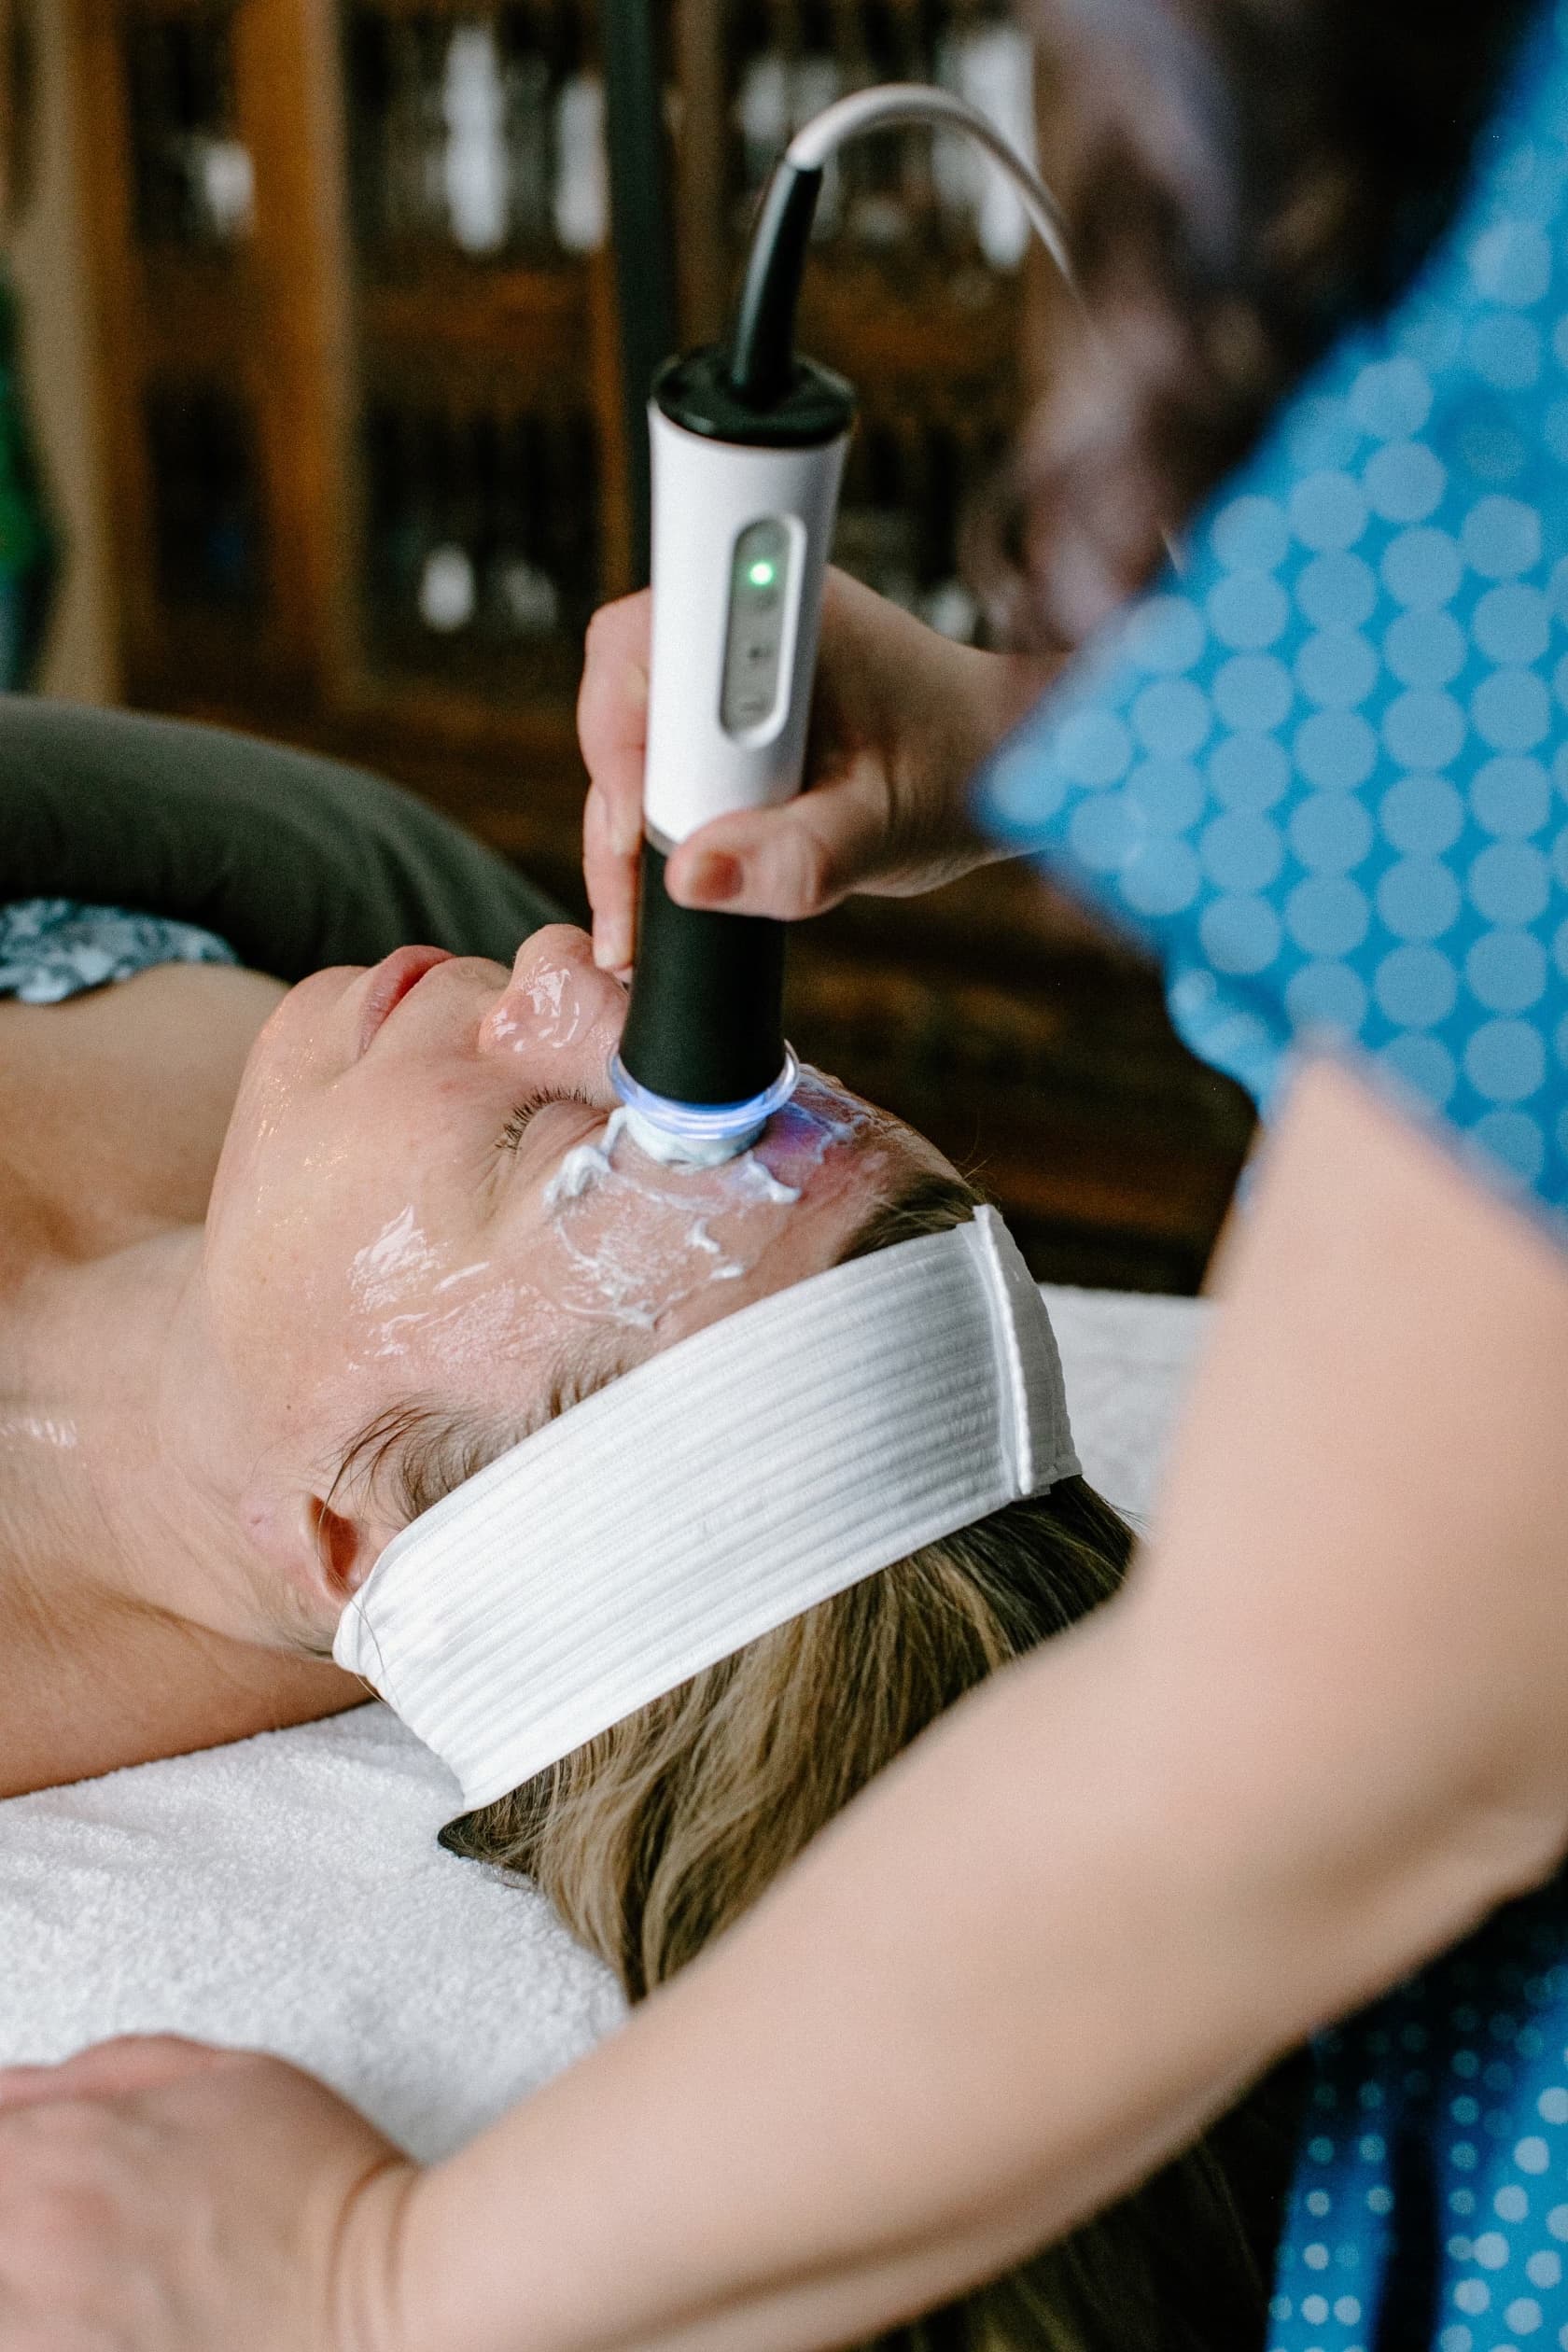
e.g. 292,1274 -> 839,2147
497,1085 -> 598,1155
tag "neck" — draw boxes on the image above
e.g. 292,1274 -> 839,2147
0,1225 -> 248,1636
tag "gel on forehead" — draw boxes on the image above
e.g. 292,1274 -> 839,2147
334,1207 -> 1078,1809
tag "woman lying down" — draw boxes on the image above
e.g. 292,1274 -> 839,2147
0,896 -> 1299,2350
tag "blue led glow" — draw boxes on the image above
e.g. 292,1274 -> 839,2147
609,1047 -> 800,1152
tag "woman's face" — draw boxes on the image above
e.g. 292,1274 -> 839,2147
203,926 -> 944,1576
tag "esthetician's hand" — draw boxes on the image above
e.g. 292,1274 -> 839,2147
579,567 -> 1055,972
0,2036 -> 413,2351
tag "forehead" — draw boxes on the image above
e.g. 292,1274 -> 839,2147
513,1077 -> 939,1352
327,1070 -> 946,1449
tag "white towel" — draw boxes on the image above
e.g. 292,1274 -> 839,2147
0,1286 -> 1209,2157
1043,1284 -> 1211,1531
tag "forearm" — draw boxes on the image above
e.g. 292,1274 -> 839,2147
391,1061 -> 1568,2352
393,1597 -> 1531,2352
395,1606 -> 1286,2352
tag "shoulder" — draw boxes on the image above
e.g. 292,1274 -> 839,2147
0,964 -> 287,1262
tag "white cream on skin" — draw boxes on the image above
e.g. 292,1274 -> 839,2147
349,1204 -> 441,1314
544,1106 -> 637,1210
348,1205 -> 497,1362
536,1076 -> 873,1332
546,1154 -> 749,1330
329,947 -> 885,1397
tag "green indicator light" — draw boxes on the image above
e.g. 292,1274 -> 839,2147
748,560 -> 777,587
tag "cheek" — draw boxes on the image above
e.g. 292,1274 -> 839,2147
209,1060 -> 509,1414
345,1222 -> 535,1375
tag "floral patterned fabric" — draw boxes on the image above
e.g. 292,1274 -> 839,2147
0,898 -> 236,1005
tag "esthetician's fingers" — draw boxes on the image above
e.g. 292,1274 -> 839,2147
0,2035 -> 241,2109
579,568 -> 1048,935
662,766 -> 903,923
663,570 -> 1049,922
579,590 -> 651,972
582,773 -> 637,979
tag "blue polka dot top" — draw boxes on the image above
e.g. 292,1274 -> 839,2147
977,0 -> 1568,1237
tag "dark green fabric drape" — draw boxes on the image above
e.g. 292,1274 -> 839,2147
0,698 -> 565,976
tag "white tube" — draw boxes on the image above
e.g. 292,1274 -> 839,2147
785,83 -> 1076,295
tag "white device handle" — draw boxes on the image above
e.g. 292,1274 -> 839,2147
641,413 -> 850,849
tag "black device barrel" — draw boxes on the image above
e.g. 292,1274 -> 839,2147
618,842 -> 788,1108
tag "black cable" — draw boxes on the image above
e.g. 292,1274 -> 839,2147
727,162 -> 825,409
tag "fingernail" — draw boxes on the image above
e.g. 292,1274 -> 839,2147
683,852 -> 743,904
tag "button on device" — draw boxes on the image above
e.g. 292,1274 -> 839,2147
721,517 -> 795,738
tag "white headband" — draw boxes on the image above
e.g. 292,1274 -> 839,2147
333,1206 -> 1078,1810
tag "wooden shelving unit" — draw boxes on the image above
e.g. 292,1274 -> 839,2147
64,0 -> 1253,1291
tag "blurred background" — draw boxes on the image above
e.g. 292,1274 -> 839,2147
6,0 -> 1253,1289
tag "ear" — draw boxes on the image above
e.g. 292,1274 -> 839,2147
307,1495 -> 379,1603
239,1481 -> 385,1614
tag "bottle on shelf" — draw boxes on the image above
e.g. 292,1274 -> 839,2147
359,394 -> 599,681
124,11 -> 254,250
346,2 -> 604,267
442,20 -> 510,256
725,0 -> 1037,272
413,409 -> 478,637
734,2 -> 793,226
552,69 -> 608,255
934,0 -> 1038,270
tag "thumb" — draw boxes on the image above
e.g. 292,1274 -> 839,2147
0,2035 -> 246,2109
665,785 -> 890,923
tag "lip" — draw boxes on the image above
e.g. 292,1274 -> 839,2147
357,945 -> 456,1057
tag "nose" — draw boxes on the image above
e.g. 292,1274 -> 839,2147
477,925 -> 627,1071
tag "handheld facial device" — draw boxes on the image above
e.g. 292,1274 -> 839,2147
612,87 -> 1076,1166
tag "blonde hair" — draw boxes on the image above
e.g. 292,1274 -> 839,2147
437,1172 -> 1297,2349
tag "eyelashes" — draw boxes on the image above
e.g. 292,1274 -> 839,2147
497,1084 -> 597,1155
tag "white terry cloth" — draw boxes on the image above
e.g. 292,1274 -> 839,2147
0,1704 -> 623,2161
1043,1284 -> 1211,1529
0,1285 -> 1209,2159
